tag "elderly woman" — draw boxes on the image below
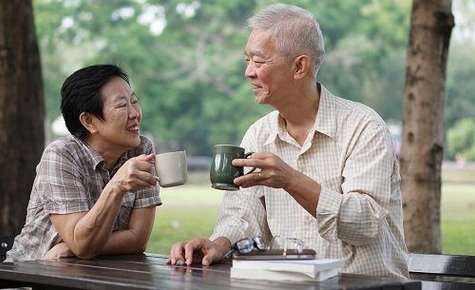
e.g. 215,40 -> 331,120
6,64 -> 161,261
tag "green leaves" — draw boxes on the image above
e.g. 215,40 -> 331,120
33,0 -> 474,156
448,118 -> 475,160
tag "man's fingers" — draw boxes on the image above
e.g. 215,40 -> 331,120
249,152 -> 272,159
184,243 -> 195,265
169,242 -> 186,265
202,255 -> 212,266
232,158 -> 267,168
234,172 -> 266,187
184,239 -> 205,265
202,246 -> 222,266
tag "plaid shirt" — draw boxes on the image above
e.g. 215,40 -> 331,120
6,135 -> 161,262
210,84 -> 409,278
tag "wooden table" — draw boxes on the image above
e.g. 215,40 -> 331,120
0,254 -> 420,290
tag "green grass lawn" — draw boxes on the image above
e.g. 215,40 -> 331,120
147,170 -> 475,256
441,183 -> 475,255
147,185 -> 221,254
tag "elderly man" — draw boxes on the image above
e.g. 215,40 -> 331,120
169,4 -> 408,278
5,64 -> 161,261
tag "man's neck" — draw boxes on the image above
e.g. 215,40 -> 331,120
277,82 -> 320,145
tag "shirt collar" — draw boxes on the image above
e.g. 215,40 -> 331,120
72,136 -> 128,171
263,83 -> 337,146
263,112 -> 281,146
313,84 -> 337,139
71,136 -> 103,169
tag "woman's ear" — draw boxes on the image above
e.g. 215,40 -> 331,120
79,112 -> 98,134
293,54 -> 311,80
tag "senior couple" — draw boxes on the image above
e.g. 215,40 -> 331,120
5,4 -> 409,278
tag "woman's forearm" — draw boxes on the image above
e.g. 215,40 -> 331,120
71,183 -> 124,258
98,230 -> 146,255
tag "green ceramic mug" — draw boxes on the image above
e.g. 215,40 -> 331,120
210,144 -> 256,191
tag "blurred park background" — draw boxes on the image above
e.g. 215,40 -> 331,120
32,0 -> 475,255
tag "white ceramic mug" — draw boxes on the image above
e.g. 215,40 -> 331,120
155,151 -> 188,187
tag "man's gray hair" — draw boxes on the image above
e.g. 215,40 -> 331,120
248,4 -> 325,76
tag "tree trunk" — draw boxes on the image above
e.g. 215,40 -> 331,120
401,0 -> 454,253
0,1 -> 45,238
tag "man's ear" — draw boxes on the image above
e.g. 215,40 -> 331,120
79,112 -> 98,134
293,54 -> 312,80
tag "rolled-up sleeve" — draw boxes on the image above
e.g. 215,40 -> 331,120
133,188 -> 162,208
317,120 -> 392,246
210,126 -> 271,244
210,187 -> 269,245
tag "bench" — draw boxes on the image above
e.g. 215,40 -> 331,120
0,236 -> 14,262
409,253 -> 475,290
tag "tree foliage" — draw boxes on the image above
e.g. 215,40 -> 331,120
33,0 -> 474,156
447,118 -> 475,160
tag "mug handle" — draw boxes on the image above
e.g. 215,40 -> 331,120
243,152 -> 257,174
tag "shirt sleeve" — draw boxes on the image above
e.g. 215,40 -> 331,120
316,120 -> 394,246
39,146 -> 90,215
133,136 -> 162,208
209,126 -> 271,245
209,187 -> 270,245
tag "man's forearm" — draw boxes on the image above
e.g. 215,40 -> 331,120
72,184 -> 124,258
285,171 -> 321,217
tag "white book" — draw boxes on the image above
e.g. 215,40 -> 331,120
231,258 -> 344,282
230,266 -> 340,282
233,258 -> 344,273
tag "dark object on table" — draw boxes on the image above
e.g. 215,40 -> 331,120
0,235 -> 13,262
233,249 -> 316,260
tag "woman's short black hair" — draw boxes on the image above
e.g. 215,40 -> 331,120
60,64 -> 130,140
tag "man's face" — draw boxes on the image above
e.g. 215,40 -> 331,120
90,76 -> 142,152
244,29 -> 293,105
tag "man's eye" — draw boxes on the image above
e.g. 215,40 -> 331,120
116,104 -> 127,108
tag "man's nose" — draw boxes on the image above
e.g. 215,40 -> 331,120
245,62 -> 256,78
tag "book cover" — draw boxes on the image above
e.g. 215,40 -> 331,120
231,258 -> 344,282
230,266 -> 340,282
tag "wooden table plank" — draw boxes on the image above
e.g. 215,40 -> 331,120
0,255 -> 420,290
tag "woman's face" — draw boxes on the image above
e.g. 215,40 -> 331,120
89,77 -> 142,152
